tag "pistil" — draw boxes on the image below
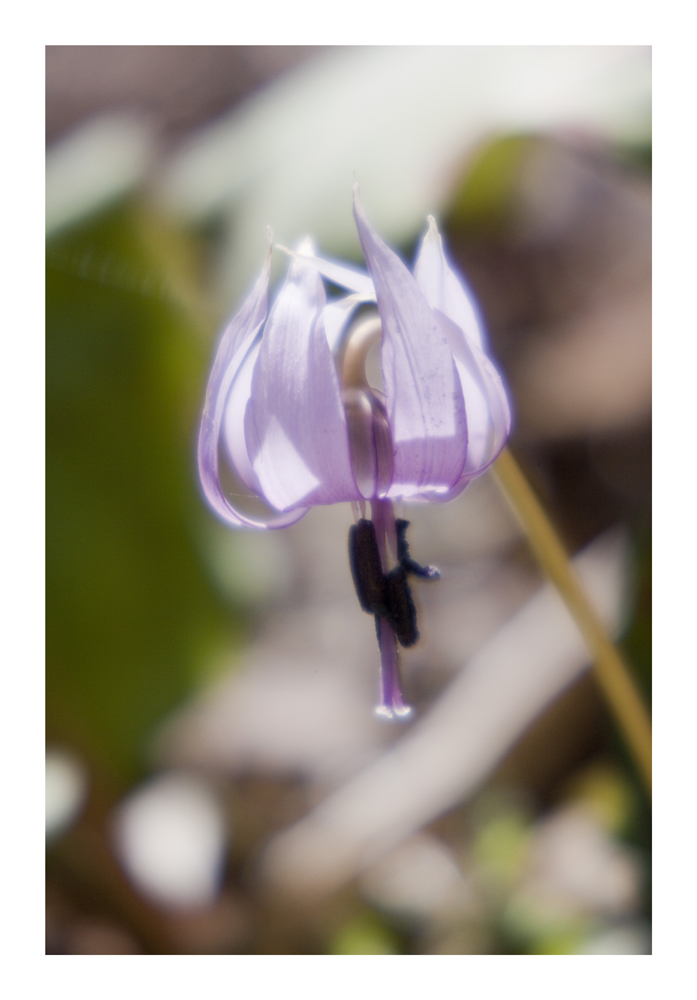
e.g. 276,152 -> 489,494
375,618 -> 412,719
341,316 -> 394,500
371,496 -> 412,718
342,318 -> 432,719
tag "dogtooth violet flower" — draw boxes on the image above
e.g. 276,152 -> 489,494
198,186 -> 511,718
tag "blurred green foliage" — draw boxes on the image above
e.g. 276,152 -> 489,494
46,199 -> 243,786
447,134 -> 534,236
329,912 -> 401,955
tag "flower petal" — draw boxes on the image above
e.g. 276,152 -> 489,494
411,312 -> 511,503
411,217 -> 511,500
198,251 -> 309,529
223,338 -> 263,493
245,246 -> 360,511
353,187 -> 467,498
413,215 -> 487,350
437,310 -> 512,477
276,244 -> 376,297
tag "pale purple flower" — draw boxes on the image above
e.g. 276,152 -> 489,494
198,186 -> 511,718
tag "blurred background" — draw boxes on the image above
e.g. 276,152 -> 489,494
46,45 -> 651,955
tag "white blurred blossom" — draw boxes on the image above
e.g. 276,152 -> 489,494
112,772 -> 227,909
46,747 -> 88,841
157,46 -> 651,308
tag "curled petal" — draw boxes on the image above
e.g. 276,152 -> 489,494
438,310 -> 511,475
198,250 -> 308,529
353,186 -> 467,498
276,244 -> 376,297
322,292 -> 374,354
245,246 -> 361,512
413,215 -> 487,350
223,338 -> 262,494
411,217 -> 511,500
412,315 -> 511,504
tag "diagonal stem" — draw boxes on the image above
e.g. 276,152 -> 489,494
492,447 -> 652,797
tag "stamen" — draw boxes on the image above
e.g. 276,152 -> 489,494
369,498 -> 392,572
395,520 -> 441,580
344,422 -> 439,718
348,519 -> 387,616
385,566 -> 419,647
368,499 -> 413,717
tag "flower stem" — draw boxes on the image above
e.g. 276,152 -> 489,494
492,447 -> 652,797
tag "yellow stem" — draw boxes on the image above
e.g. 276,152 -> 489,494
492,447 -> 652,796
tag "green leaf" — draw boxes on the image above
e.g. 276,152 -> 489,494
46,198 -> 243,784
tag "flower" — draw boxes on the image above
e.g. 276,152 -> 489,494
198,186 -> 511,717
